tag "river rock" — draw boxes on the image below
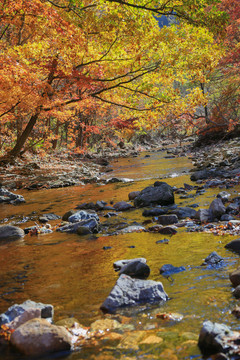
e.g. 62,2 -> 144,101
229,267 -> 240,287
158,214 -> 178,225
172,207 -> 197,219
195,209 -> 210,223
113,201 -> 134,211
198,320 -> 239,357
57,218 -> 99,234
39,213 -> 61,223
10,318 -> 72,356
209,198 -> 226,221
68,210 -> 99,223
0,225 -> 25,242
100,274 -> 168,313
62,210 -> 76,221
226,202 -> 239,215
0,300 -> 54,326
0,187 -> 25,205
160,264 -> 186,277
233,285 -> 240,298
134,182 -> 174,208
113,258 -> 147,272
118,260 -> 150,279
142,207 -> 166,217
217,191 -> 231,203
8,308 -> 41,329
128,191 -> 141,200
225,238 -> 240,254
201,252 -> 224,267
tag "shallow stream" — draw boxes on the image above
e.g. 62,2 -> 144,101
1,150 -> 240,360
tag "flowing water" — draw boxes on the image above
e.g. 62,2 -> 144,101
1,150 -> 240,360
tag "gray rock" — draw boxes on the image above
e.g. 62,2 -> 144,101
226,202 -> 239,215
201,251 -> 223,267
118,260 -> 150,279
229,267 -> 240,287
113,258 -> 147,271
68,210 -> 99,223
172,207 -> 197,219
134,182 -> 174,208
62,210 -> 76,221
0,187 -> 25,205
10,318 -> 72,356
225,238 -> 240,254
39,213 -> 61,222
220,214 -> 234,221
128,191 -> 141,200
198,320 -> 236,357
113,201 -> 134,211
233,285 -> 240,298
0,300 -> 54,326
113,225 -> 145,235
57,218 -> 99,234
195,209 -> 210,223
100,274 -> 168,313
209,198 -> 226,221
142,207 -> 166,217
158,214 -> 178,225
0,225 -> 25,242
217,191 -> 231,203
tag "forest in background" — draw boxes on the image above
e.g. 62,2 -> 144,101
0,0 -> 239,161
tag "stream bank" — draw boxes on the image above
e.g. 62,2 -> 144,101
0,137 -> 240,360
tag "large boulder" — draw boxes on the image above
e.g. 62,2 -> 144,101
198,320 -> 239,357
0,300 -> 54,326
0,225 -> 25,242
134,182 -> 174,208
100,274 -> 168,313
10,318 -> 72,356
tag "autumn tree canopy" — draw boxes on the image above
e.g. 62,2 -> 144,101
0,0 -> 230,160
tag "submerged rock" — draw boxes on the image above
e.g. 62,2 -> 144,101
134,182 -> 174,208
100,274 -> 168,313
160,264 -> 186,277
0,225 -> 25,242
201,251 -> 224,267
10,318 -> 72,356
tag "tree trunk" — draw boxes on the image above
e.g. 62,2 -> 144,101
8,111 -> 40,159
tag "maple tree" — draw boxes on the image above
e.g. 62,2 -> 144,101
0,0 -> 227,161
